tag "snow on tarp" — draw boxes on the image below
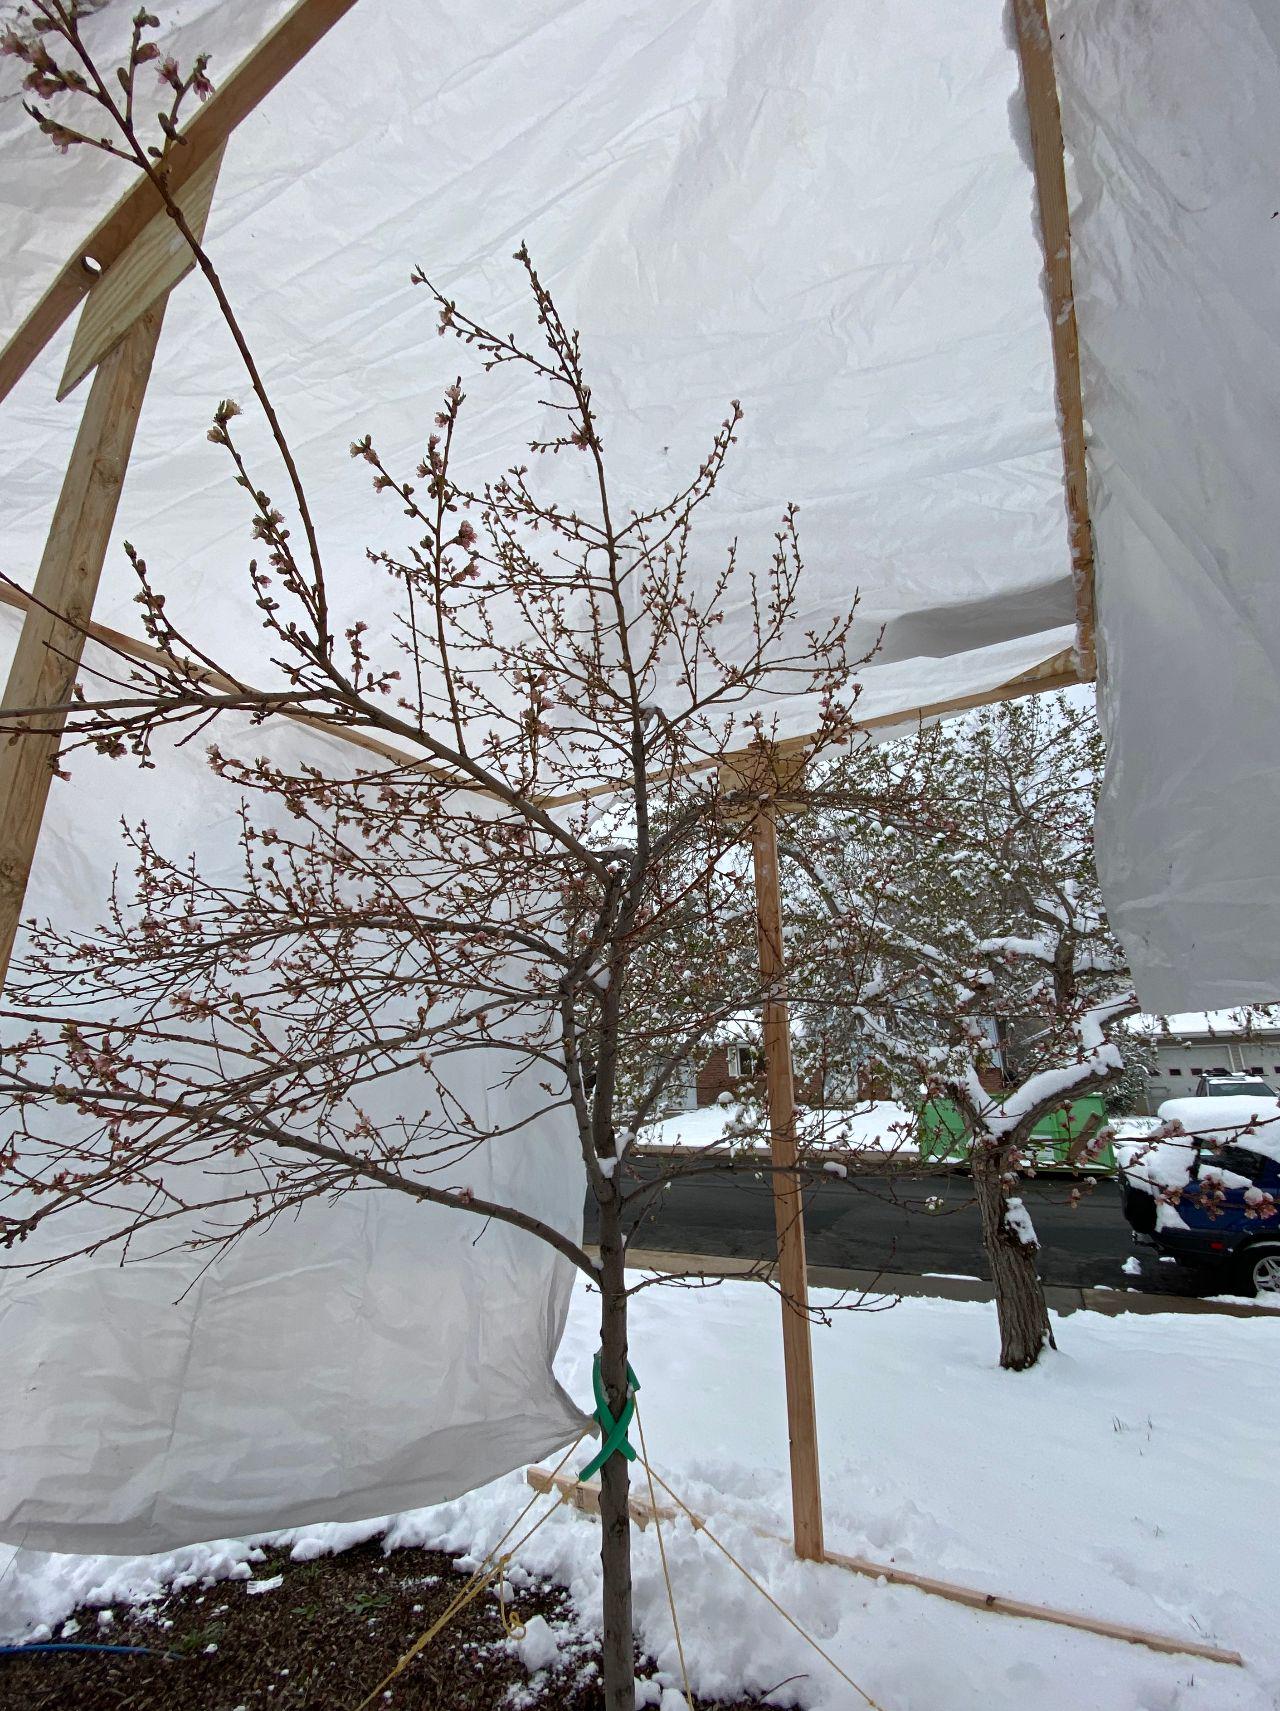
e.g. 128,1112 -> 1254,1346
0,609 -> 586,1554
1052,1 -> 1280,1011
1,0 -> 1075,1547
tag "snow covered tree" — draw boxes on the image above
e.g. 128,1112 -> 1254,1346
0,10 -> 881,1705
780,696 -> 1137,1369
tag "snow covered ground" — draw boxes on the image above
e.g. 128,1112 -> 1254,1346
2,1281 -> 1275,1711
640,1099 -> 918,1156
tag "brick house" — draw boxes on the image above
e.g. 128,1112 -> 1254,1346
684,1040 -> 891,1111
660,1025 -> 1004,1115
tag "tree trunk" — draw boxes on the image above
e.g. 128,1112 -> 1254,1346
595,1199 -> 636,1711
972,1146 -> 1055,1371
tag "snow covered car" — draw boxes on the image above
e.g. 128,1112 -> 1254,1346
1193,1072 -> 1277,1099
1116,1097 -> 1280,1295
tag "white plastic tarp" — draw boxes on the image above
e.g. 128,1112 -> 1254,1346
3,0 -> 1076,737
0,0 -> 1079,1550
1052,0 -> 1280,1011
0,608 -> 587,1553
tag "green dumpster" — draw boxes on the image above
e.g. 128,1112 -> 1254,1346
917,1092 -> 1114,1172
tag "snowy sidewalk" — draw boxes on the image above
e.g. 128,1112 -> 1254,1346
603,1245 -> 1280,1319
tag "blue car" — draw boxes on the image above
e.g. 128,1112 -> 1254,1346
1118,1102 -> 1280,1296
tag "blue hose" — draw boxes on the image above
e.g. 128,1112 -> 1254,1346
0,1641 -> 172,1659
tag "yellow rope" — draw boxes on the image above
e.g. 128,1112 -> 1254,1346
634,1399 -> 695,1710
350,1430 -> 586,1711
640,1459 -> 888,1711
497,1570 -> 527,1641
351,1423 -> 887,1711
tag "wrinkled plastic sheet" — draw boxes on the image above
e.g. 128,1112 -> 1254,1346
1052,0 -> 1280,1010
2,0 -> 1073,727
0,611 -> 587,1554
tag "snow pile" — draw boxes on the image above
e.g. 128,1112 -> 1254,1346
640,1100 -> 918,1156
1107,1116 -> 1161,1140
244,1573 -> 283,1595
4,1281 -> 1277,1710
511,1610 -> 566,1673
0,1537 -> 265,1642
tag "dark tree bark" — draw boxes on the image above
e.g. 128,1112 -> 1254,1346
595,1199 -> 636,1711
972,1146 -> 1055,1371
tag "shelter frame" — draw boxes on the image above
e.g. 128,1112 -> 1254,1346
0,0 -> 1094,1564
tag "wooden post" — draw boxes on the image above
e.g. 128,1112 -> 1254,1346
1010,0 -> 1096,682
749,794 -> 824,1561
0,307 -> 166,987
0,134 -> 226,990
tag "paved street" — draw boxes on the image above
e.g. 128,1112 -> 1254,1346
585,1158 -> 1187,1292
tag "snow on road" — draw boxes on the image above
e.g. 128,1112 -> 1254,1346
2,1283 -> 1275,1711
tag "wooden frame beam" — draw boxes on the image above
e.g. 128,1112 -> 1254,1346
0,143 -> 230,988
0,0 -> 360,406
755,647 -> 1081,776
705,640 -> 1078,1567
526,1464 -> 683,1533
58,144 -> 226,402
526,1466 -> 1245,1668
541,645 -> 1083,809
0,310 -> 167,985
0,580 -> 447,777
1011,0 -> 1096,682
714,740 -> 825,1562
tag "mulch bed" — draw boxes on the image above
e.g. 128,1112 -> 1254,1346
1,1537 -> 772,1710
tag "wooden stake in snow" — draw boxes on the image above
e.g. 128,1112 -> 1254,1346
750,793 -> 824,1561
526,1467 -> 1245,1670
719,741 -> 826,1563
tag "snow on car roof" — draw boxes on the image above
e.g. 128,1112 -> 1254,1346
1156,1096 -> 1280,1165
